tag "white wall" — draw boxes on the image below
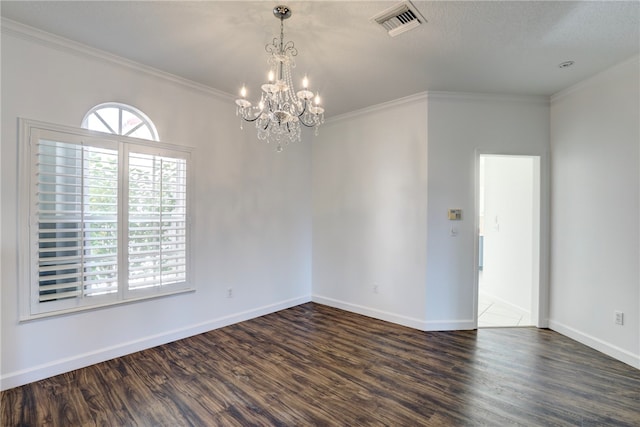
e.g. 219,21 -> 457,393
426,93 -> 550,330
1,22 -> 312,390
549,56 -> 640,368
481,155 -> 535,316
312,96 -> 429,329
311,93 -> 549,331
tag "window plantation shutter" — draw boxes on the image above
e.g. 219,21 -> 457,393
128,152 -> 187,290
36,138 -> 119,303
22,119 -> 192,319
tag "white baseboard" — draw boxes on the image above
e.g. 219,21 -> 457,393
548,320 -> 640,369
312,295 -> 428,330
1,295 -> 311,391
424,319 -> 477,331
312,295 -> 475,331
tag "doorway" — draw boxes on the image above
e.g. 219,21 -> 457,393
477,154 -> 540,327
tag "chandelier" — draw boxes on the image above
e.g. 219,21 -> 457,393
235,5 -> 325,152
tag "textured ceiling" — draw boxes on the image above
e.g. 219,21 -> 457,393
2,1 -> 639,117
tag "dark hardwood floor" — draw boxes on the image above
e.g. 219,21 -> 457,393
2,302 -> 639,426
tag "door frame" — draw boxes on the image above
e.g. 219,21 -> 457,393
473,149 -> 550,328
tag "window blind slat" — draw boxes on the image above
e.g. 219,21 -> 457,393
39,271 -> 82,281
39,290 -> 81,302
38,245 -> 82,254
38,255 -> 82,265
39,283 -> 82,293
39,263 -> 82,273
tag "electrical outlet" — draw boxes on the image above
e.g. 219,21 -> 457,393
373,284 -> 379,294
227,287 -> 233,298
614,311 -> 624,325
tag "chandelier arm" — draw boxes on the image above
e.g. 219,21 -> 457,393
296,100 -> 308,117
296,102 -> 321,128
299,118 -> 321,128
239,110 -> 265,123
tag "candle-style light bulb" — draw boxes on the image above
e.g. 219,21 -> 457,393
302,75 -> 309,89
240,86 -> 247,98
268,70 -> 275,83
314,93 -> 321,105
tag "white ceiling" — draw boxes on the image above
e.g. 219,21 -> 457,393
2,1 -> 639,117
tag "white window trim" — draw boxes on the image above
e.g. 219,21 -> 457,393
18,118 -> 194,321
81,102 -> 159,141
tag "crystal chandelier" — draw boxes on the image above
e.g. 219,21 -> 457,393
235,5 -> 325,152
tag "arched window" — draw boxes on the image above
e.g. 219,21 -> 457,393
18,112 -> 191,318
82,102 -> 159,141
16,105 -> 192,319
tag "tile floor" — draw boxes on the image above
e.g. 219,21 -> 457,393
478,292 -> 532,327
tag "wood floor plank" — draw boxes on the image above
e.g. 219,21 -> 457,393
2,303 -> 639,426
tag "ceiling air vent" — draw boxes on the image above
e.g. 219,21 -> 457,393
371,1 -> 426,37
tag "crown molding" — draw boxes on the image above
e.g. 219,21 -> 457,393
326,90 -> 548,124
1,18 -> 236,102
427,91 -> 549,105
326,92 -> 429,124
